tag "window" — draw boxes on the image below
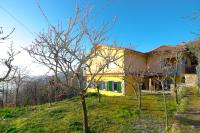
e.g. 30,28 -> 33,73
113,82 -> 118,92
107,81 -> 121,92
98,81 -> 106,90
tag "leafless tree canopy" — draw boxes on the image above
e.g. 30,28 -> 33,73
24,4 -> 119,91
0,28 -> 18,82
24,3 -> 121,132
0,27 -> 15,41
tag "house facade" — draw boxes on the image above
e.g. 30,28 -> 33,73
86,45 -> 197,96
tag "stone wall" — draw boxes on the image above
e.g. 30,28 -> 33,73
184,74 -> 197,87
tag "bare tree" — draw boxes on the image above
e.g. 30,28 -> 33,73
124,60 -> 146,110
0,27 -> 19,108
19,78 -> 47,106
0,27 -> 15,41
170,48 -> 184,105
0,42 -> 18,83
47,77 -> 60,106
1,82 -> 5,107
86,46 -> 123,103
12,68 -> 28,107
25,3 -> 120,132
1,81 -> 11,107
5,82 -> 8,106
1,82 -> 9,107
118,47 -> 147,110
152,51 -> 177,131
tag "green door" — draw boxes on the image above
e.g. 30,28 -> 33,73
117,82 -> 121,92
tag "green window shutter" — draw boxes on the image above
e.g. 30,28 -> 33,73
108,81 -> 113,91
117,82 -> 121,92
106,82 -> 109,91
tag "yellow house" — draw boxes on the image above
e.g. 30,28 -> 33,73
86,45 -> 197,96
86,45 -> 147,96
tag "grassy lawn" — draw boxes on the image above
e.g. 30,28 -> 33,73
0,93 -> 177,133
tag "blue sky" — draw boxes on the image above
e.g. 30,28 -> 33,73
1,0 -> 200,52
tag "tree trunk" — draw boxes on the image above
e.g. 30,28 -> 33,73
133,85 -> 138,100
97,86 -> 101,103
34,86 -> 37,105
161,82 -> 168,131
79,69 -> 89,133
5,88 -> 8,106
49,98 -> 52,106
15,87 -> 19,107
80,88 -> 89,133
2,83 -> 4,107
174,61 -> 179,105
173,76 -> 179,105
48,90 -> 52,106
54,56 -> 59,102
5,83 -> 8,106
175,88 -> 178,105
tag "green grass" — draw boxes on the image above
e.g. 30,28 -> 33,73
177,87 -> 188,113
0,93 -> 177,133
192,86 -> 200,97
171,87 -> 200,133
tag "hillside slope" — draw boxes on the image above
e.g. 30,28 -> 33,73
0,93 -> 176,133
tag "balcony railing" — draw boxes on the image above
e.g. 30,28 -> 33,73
185,66 -> 196,74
